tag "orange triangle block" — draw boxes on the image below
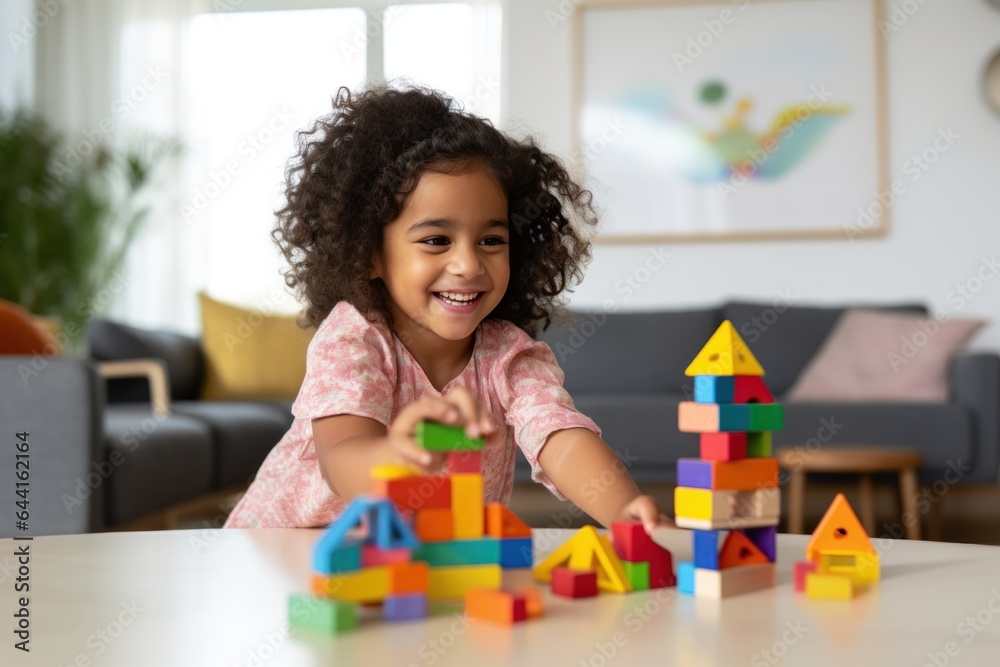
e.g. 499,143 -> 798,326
485,502 -> 531,538
806,493 -> 876,562
719,531 -> 770,568
684,321 -> 765,377
532,526 -> 632,593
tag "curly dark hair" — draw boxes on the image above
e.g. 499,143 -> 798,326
274,83 -> 599,337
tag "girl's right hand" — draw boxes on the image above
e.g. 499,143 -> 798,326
387,387 -> 495,474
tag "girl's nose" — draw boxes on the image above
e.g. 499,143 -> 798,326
448,243 -> 485,277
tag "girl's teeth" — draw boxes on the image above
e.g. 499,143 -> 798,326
438,292 -> 479,306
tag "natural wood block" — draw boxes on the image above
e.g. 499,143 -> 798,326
694,563 -> 775,598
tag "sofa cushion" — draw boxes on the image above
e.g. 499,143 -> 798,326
721,302 -> 927,395
89,319 -> 204,401
538,308 -> 720,394
103,404 -> 214,525
172,401 -> 294,487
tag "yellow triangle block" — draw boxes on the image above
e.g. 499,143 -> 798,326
684,321 -> 765,377
805,493 -> 876,562
532,526 -> 632,593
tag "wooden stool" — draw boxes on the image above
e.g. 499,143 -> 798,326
776,447 -> 924,540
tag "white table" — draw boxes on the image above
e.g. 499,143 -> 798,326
3,528 -> 1000,666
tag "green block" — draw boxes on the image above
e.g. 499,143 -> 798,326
415,421 -> 484,452
747,431 -> 773,457
622,561 -> 650,591
413,539 -> 500,567
747,404 -> 783,431
288,594 -> 357,634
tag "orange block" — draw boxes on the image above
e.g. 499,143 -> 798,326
516,586 -> 544,618
415,508 -> 454,542
805,493 -> 876,562
389,561 -> 430,595
486,502 -> 532,538
465,588 -> 527,624
719,531 -> 771,568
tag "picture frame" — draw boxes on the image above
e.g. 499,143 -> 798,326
571,0 -> 890,243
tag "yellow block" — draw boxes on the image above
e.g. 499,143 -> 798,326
451,473 -> 484,538
428,564 -> 501,599
312,567 -> 390,603
674,487 -> 780,522
816,551 -> 880,584
805,572 -> 855,599
371,464 -> 418,480
532,525 -> 632,594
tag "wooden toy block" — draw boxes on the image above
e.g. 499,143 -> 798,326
805,493 -> 877,562
447,450 -> 482,473
677,562 -> 696,595
412,538 -> 500,567
384,593 -> 428,621
451,473 -> 484,538
678,402 -> 750,433
693,530 -> 720,570
388,561 -> 430,595
465,588 -> 527,624
312,567 -> 390,602
500,537 -> 533,568
674,487 -> 780,524
694,375 -> 774,404
533,526 -> 632,593
288,594 -> 357,634
550,567 -> 598,598
622,561 -> 650,590
805,572 -> 854,599
371,464 -> 419,480
610,522 -> 675,588
743,525 -> 777,562
361,545 -> 411,567
486,502 -> 532,538
372,474 -> 451,511
816,551 -> 880,584
516,586 -> 544,617
699,432 -> 747,461
415,420 -> 484,452
415,508 -> 454,542
747,403 -> 783,431
694,563 -> 775,599
684,320 -> 765,377
312,539 -> 361,575
676,458 -> 779,490
428,564 -> 502,600
676,515 -> 780,531
313,495 -> 419,557
375,503 -> 421,550
793,561 -> 818,592
718,531 -> 770,568
746,431 -> 773,457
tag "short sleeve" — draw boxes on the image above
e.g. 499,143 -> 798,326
497,327 -> 602,497
291,302 -> 396,429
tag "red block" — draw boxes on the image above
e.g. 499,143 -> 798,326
361,545 -> 411,567
793,561 -> 818,592
447,450 -> 482,473
700,432 -> 748,461
733,376 -> 774,404
611,522 -> 676,588
372,475 -> 451,511
551,568 -> 598,599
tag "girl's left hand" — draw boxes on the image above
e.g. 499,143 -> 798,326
617,495 -> 675,535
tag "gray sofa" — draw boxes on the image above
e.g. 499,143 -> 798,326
523,301 -> 1000,486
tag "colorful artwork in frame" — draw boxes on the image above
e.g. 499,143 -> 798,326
574,0 -> 889,242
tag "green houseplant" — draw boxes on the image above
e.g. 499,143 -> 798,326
0,108 -> 178,350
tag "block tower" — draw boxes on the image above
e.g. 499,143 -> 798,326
674,321 -> 783,598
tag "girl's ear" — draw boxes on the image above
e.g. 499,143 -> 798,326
370,252 -> 382,280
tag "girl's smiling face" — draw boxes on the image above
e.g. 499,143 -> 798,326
374,164 -> 510,349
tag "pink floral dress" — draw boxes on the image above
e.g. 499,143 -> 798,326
224,301 -> 600,528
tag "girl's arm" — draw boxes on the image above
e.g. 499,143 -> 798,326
537,427 -> 668,533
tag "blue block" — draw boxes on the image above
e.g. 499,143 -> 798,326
677,562 -> 696,595
313,495 -> 419,571
743,525 -> 777,562
693,530 -> 720,570
312,539 -> 361,575
677,459 -> 713,489
384,594 -> 427,621
694,376 -> 734,403
499,537 -> 533,568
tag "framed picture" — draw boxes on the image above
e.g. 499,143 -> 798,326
572,0 -> 889,243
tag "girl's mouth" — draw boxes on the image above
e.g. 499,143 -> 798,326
433,291 -> 484,310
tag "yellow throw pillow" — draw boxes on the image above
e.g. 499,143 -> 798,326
199,292 -> 314,400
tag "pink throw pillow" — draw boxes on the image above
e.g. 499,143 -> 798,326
786,310 -> 984,402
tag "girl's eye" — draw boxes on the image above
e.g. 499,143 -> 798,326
420,237 -> 450,246
481,236 -> 508,247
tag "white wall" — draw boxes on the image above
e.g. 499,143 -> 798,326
504,0 -> 1000,350
0,0 -> 35,108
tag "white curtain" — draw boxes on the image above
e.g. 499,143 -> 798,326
35,0 -> 207,335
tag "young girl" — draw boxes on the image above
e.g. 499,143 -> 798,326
225,84 -> 668,533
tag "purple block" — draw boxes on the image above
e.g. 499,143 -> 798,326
384,594 -> 427,621
743,525 -> 777,562
677,459 -> 713,489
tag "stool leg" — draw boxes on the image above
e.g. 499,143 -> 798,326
859,474 -> 876,536
787,469 -> 805,534
900,468 -> 921,540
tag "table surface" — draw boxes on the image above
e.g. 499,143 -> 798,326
4,528 -> 1000,667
